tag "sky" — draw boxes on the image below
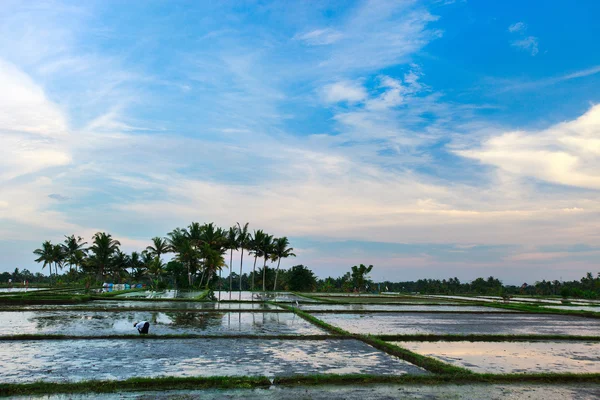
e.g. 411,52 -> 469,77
1,0 -> 600,284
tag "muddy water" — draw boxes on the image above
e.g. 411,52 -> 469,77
0,311 -> 325,336
299,304 -> 512,312
16,384 -> 600,399
395,341 -> 600,374
313,313 -> 600,335
0,339 -> 427,383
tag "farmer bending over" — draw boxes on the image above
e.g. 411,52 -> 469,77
134,321 -> 150,334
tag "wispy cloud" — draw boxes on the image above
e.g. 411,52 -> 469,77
508,22 -> 527,33
294,28 -> 343,45
511,36 -> 539,56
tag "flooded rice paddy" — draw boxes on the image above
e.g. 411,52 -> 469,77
0,311 -> 325,336
0,338 -> 427,383
313,312 -> 600,335
396,341 -> 600,374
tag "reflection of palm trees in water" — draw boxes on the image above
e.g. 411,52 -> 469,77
164,312 -> 225,330
33,313 -> 106,330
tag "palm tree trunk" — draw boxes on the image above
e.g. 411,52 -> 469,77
251,255 -> 258,291
239,247 -> 244,300
262,257 -> 267,292
228,249 -> 233,300
273,258 -> 282,291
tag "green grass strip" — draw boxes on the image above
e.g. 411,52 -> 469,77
480,302 -> 600,318
274,372 -> 600,386
0,307 -> 287,313
0,375 -> 271,397
377,334 -> 600,342
0,334 -> 343,341
0,295 -> 93,305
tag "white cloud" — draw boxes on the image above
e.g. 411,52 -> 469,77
294,28 -> 343,45
508,22 -> 527,33
455,104 -> 600,189
322,81 -> 367,103
511,36 -> 539,56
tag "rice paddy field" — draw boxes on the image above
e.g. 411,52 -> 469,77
0,289 -> 599,398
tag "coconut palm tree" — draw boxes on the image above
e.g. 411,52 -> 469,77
199,243 -> 226,289
52,244 -> 65,277
146,237 -> 170,259
168,228 -> 198,286
272,237 -> 296,291
146,256 -> 166,289
129,251 -> 143,277
62,235 -> 87,273
236,222 -> 250,299
249,230 -> 266,291
259,234 -> 274,292
226,227 -> 238,298
88,232 -> 121,280
33,241 -> 54,279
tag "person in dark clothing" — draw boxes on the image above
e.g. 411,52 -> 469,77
133,321 -> 150,334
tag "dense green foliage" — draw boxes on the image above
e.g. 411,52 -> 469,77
24,222 -> 296,292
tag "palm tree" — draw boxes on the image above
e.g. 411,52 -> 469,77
249,230 -> 266,291
88,232 -> 121,280
226,227 -> 238,299
236,222 -> 250,299
62,235 -> 87,273
52,244 -> 65,277
199,243 -> 226,289
146,237 -> 170,259
129,251 -> 142,277
259,234 -> 274,292
33,241 -> 54,280
168,228 -> 198,286
351,264 -> 374,293
146,256 -> 166,289
111,249 -> 130,282
272,237 -> 296,291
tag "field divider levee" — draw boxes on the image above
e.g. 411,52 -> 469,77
3,373 -> 600,397
0,307 -> 289,313
275,302 -> 472,376
290,292 -> 340,303
376,334 -> 600,342
479,302 -> 600,319
273,372 -> 600,386
0,376 -> 272,397
0,334 -> 346,341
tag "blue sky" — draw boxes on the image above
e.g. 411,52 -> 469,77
1,0 -> 600,284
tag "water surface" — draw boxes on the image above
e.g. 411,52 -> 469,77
313,313 -> 600,336
0,339 -> 426,382
0,311 -> 324,336
396,341 -> 600,374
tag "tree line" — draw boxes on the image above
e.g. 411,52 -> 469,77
30,222 -> 295,292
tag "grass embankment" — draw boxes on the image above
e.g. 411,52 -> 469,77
3,373 -> 600,396
0,376 -> 271,397
376,334 -> 600,342
0,333 -> 341,341
274,372 -> 600,386
0,306 -> 288,313
480,302 -> 600,319
0,294 -> 92,305
276,303 -> 471,376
